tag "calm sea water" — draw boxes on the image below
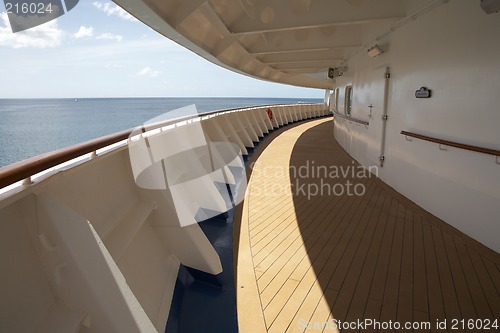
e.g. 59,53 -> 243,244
0,97 -> 320,167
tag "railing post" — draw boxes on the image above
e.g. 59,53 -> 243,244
22,177 -> 33,185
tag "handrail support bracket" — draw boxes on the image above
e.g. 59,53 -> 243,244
22,177 -> 33,186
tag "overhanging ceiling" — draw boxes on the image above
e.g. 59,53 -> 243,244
114,0 -> 439,90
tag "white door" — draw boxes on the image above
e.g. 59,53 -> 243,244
366,67 -> 390,166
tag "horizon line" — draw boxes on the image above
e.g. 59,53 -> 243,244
0,96 -> 324,100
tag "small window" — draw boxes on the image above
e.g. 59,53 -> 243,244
345,85 -> 353,116
335,88 -> 340,113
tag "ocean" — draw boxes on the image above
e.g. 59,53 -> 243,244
0,97 -> 321,167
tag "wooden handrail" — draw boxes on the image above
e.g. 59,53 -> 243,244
0,103 -> 322,189
0,129 -> 133,189
401,131 -> 500,157
333,112 -> 369,126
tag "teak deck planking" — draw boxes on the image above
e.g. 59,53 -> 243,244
236,118 -> 499,333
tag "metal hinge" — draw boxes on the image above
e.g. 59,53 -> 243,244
382,115 -> 388,120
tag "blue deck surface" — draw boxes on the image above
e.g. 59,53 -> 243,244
165,209 -> 239,333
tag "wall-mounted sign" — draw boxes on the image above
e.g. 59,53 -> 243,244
415,87 -> 431,98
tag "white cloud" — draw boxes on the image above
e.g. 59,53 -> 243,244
92,2 -> 138,21
0,13 -> 64,48
137,66 -> 161,78
97,32 -> 123,42
73,26 -> 94,39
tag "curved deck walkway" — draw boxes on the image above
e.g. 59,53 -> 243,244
236,118 -> 499,333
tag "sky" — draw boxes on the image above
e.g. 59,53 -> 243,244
0,1 -> 323,99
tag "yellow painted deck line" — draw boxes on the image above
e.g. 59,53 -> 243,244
236,119 -> 329,333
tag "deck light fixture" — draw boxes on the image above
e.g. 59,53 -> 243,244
367,45 -> 384,57
328,67 -> 346,79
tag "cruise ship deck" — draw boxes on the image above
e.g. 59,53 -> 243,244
237,118 -> 500,333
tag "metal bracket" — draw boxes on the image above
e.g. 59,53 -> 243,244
439,144 -> 448,151
385,73 -> 391,79
368,104 -> 373,119
22,177 -> 33,185
404,135 -> 412,141
379,155 -> 385,161
382,115 -> 388,120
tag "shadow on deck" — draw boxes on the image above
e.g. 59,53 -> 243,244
238,118 -> 499,333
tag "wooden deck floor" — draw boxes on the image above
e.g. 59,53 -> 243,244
236,118 -> 500,333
